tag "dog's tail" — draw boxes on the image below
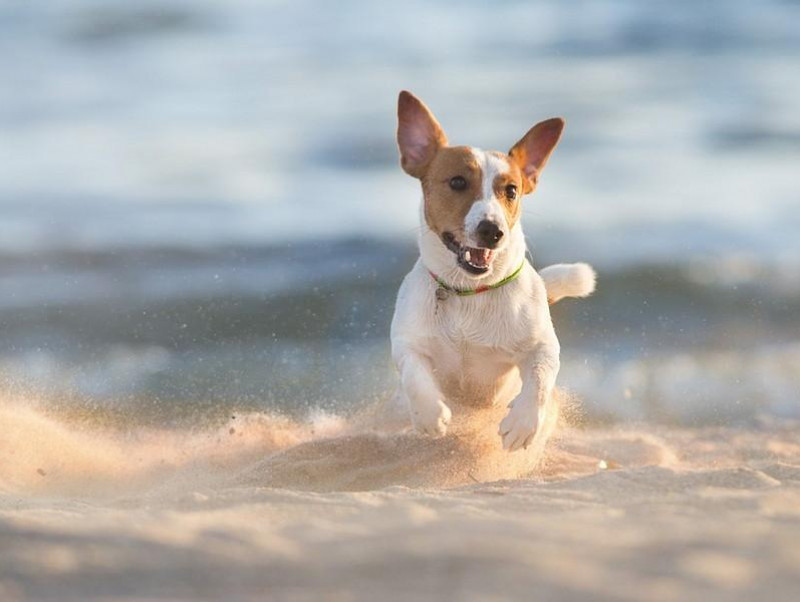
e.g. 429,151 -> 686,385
539,263 -> 596,305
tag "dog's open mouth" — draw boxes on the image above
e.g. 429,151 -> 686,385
459,246 -> 494,273
442,233 -> 495,275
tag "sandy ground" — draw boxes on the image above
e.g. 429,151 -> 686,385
1,400 -> 799,602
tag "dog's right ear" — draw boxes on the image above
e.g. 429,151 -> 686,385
508,118 -> 565,195
397,91 -> 448,178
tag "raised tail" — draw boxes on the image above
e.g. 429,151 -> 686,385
539,263 -> 596,304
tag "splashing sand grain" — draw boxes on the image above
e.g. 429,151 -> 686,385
0,390 -> 571,496
3,393 -> 799,601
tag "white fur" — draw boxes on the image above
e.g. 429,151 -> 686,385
539,263 -> 597,303
392,191 -> 595,450
462,148 -> 511,245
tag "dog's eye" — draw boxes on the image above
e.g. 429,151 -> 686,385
449,176 -> 467,191
505,184 -> 518,201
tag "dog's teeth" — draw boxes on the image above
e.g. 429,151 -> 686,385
463,250 -> 471,262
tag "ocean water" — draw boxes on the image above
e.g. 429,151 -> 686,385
1,0 -> 799,425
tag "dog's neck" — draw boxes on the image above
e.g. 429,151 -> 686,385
417,202 -> 528,292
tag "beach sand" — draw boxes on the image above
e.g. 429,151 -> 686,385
1,397 -> 799,602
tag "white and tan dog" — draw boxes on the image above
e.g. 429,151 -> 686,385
391,91 -> 595,451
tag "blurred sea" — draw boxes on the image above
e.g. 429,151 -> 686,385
1,0 -> 799,425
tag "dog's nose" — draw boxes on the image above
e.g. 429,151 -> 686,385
476,220 -> 504,248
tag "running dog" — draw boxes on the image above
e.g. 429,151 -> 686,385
391,91 -> 595,451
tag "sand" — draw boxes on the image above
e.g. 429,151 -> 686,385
1,397 -> 799,602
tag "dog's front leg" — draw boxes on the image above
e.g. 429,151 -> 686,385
396,351 -> 451,437
499,346 -> 560,451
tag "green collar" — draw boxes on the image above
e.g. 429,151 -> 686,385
429,260 -> 526,297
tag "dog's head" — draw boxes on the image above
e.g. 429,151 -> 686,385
397,90 -> 564,277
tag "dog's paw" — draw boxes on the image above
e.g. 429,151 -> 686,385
499,400 -> 538,452
410,399 -> 452,437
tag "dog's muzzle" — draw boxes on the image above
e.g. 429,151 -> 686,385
441,232 -> 496,275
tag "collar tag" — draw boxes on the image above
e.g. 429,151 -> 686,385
435,287 -> 450,301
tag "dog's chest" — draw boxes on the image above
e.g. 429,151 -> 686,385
427,292 -> 534,406
432,287 -> 534,349
430,337 -> 521,407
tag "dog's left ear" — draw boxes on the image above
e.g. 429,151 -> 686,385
397,91 -> 448,179
508,118 -> 565,194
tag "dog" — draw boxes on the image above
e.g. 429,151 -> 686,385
390,91 -> 595,451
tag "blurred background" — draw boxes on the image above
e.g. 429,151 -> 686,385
1,0 -> 798,428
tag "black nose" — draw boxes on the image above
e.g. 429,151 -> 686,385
476,220 -> 504,248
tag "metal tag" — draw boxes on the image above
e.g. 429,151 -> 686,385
435,287 -> 450,301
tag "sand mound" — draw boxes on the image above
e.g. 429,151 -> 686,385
3,392 -> 800,601
0,390 -> 577,496
1,413 -> 798,602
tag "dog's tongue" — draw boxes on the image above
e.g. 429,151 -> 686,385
465,247 -> 492,267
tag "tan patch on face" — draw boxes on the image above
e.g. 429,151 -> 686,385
488,151 -> 524,231
420,146 -> 482,237
421,147 -> 528,241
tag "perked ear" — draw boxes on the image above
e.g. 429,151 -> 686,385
508,118 -> 565,194
397,90 -> 448,178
